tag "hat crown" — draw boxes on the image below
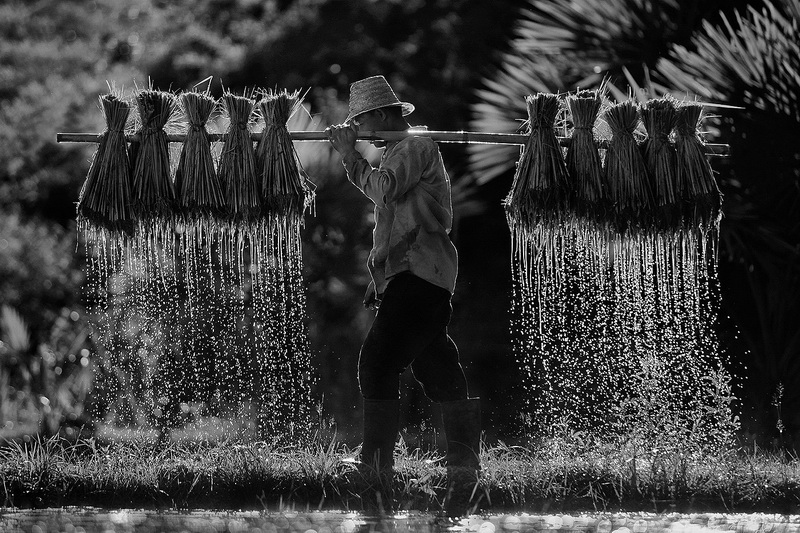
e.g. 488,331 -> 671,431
346,75 -> 414,122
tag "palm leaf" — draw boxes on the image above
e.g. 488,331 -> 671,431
657,1 -> 800,122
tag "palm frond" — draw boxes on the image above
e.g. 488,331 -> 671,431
657,1 -> 800,122
516,0 -> 687,63
468,55 -> 566,184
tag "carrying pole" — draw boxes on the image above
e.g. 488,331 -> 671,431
56,130 -> 730,155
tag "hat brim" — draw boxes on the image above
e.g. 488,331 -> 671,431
346,102 -> 415,123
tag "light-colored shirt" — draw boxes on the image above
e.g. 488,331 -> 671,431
342,135 -> 458,295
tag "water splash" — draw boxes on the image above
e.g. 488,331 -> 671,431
78,88 -> 316,444
508,94 -> 735,452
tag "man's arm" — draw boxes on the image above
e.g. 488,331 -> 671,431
326,124 -> 423,207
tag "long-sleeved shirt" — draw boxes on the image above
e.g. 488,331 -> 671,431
342,135 -> 458,295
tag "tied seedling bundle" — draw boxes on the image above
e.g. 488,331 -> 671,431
130,89 -> 179,221
565,89 -> 605,223
218,92 -> 260,224
256,89 -> 313,217
175,91 -> 225,222
505,93 -> 570,233
77,93 -> 135,238
641,97 -> 680,231
603,100 -> 652,233
675,101 -> 723,237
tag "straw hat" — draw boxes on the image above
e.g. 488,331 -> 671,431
345,75 -> 415,123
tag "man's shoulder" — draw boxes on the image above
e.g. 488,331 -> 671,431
397,134 -> 437,152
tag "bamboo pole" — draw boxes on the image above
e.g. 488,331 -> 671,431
56,130 -> 730,155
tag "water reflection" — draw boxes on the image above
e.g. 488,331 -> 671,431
0,509 -> 798,533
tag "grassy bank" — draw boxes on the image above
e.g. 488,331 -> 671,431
1,434 -> 799,515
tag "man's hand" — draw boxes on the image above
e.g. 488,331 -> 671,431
363,281 -> 381,311
325,123 -> 359,156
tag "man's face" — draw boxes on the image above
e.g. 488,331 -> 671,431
351,109 -> 386,147
352,109 -> 381,129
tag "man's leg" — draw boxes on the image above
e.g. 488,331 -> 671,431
358,273 -> 453,470
410,325 -> 482,516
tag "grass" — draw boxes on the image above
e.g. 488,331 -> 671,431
1,433 -> 799,515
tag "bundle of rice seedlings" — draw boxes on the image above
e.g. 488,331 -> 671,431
603,100 -> 652,232
255,89 -> 313,217
565,89 -> 605,222
640,97 -> 679,231
174,91 -> 225,219
217,92 -> 260,223
129,89 -> 179,220
674,101 -> 722,232
77,93 -> 134,235
504,92 -> 570,231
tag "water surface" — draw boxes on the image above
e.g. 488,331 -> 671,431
1,509 -> 798,533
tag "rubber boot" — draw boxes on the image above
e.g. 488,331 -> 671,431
440,397 -> 482,516
358,398 -> 400,514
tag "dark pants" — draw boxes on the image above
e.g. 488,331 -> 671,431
358,272 -> 468,402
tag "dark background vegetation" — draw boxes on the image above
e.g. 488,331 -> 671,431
1,0 -> 798,448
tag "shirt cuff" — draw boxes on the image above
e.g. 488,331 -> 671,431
342,149 -> 363,167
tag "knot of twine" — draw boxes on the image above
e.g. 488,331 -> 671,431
140,124 -> 161,137
651,132 -> 670,146
189,123 -> 205,132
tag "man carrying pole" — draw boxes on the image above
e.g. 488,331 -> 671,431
326,75 -> 481,515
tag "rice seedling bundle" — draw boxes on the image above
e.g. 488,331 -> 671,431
675,102 -> 723,233
504,93 -> 570,231
256,89 -> 311,216
130,89 -> 178,220
603,100 -> 652,232
565,90 -> 605,222
640,97 -> 680,231
218,92 -> 260,223
175,91 -> 225,219
77,93 -> 134,236
506,91 -> 731,443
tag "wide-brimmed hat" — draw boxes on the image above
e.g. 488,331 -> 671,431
345,75 -> 415,123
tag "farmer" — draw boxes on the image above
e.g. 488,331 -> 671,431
325,75 -> 481,511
